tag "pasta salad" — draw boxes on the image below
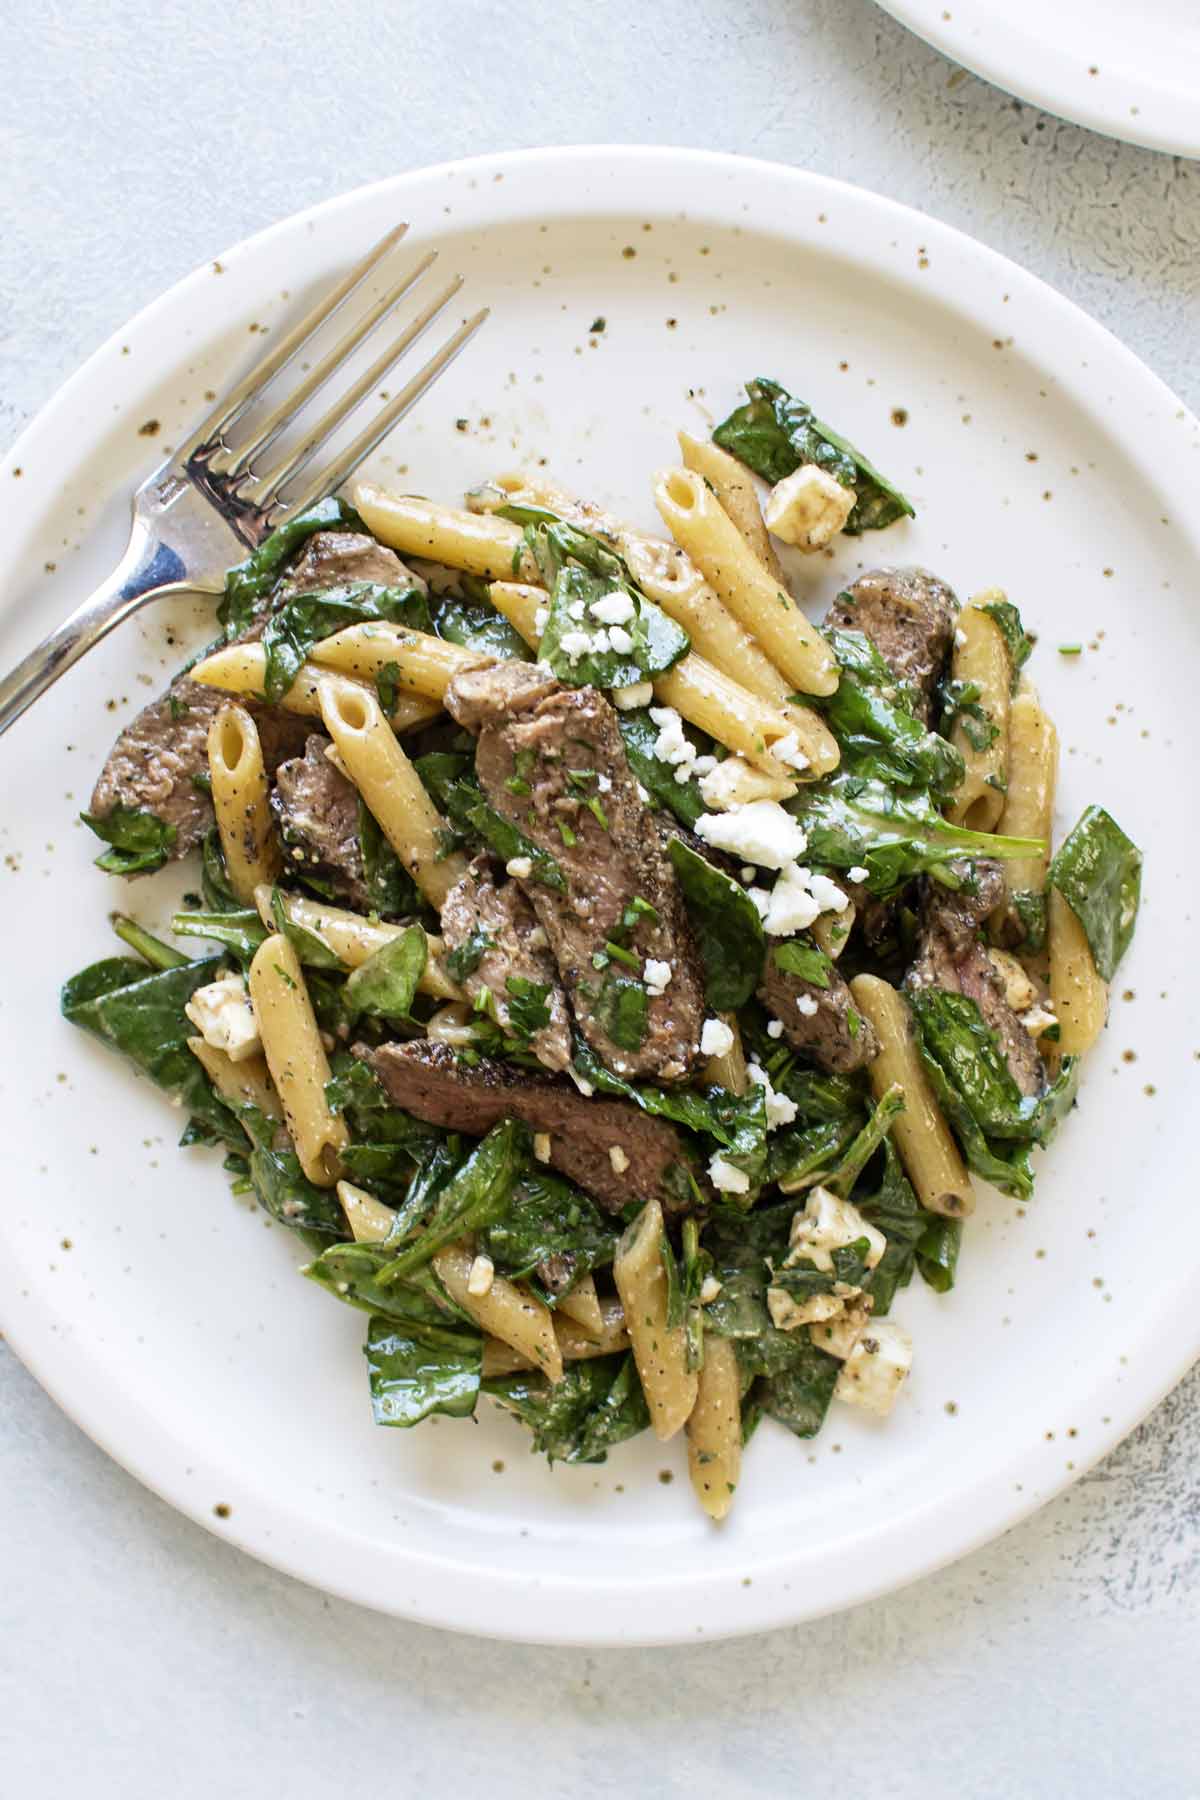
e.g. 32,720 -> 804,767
65,377 -> 1142,1519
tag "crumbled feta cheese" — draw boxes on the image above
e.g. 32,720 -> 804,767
467,1253 -> 496,1298
698,756 -> 797,813
568,599 -> 587,622
988,947 -> 1038,1014
700,1017 -> 735,1058
762,862 -> 821,936
847,865 -> 870,885
954,627 -> 968,648
505,856 -> 533,880
746,1061 -> 798,1131
589,591 -> 636,625
609,1145 -> 630,1174
535,660 -> 556,679
786,1186 -> 887,1274
699,1275 -> 723,1304
766,1019 -> 784,1039
649,705 -> 693,767
534,605 -> 549,636
834,1320 -> 913,1416
643,958 -> 672,995
590,627 -> 612,653
533,1132 -> 552,1164
708,1152 -> 750,1194
185,975 -> 260,1063
596,773 -> 612,793
747,886 -> 770,919
771,731 -> 811,773
810,872 -> 850,914
741,865 -> 756,882
569,1068 -> 595,1098
768,1286 -> 844,1331
559,629 -> 594,663
613,681 -> 654,711
636,783 -> 651,802
763,464 -> 856,551
694,800 -> 808,869
1021,1004 -> 1058,1036
607,624 -> 634,655
809,1296 -> 874,1361
796,993 -> 819,1016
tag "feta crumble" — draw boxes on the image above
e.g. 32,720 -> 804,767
613,681 -> 654,711
643,958 -> 672,995
184,975 -> 260,1063
609,1145 -> 630,1174
589,590 -> 636,625
766,1019 -> 784,1040
699,1017 -> 735,1058
559,628 -> 594,663
607,624 -> 635,655
786,1186 -> 887,1274
694,799 -> 808,869
534,605 -> 549,636
467,1253 -> 496,1298
771,731 -> 811,773
708,1152 -> 750,1194
834,1320 -> 913,1417
505,856 -> 533,880
746,1061 -> 798,1131
847,864 -> 870,884
763,464 -> 856,551
699,1275 -> 723,1305
533,1132 -> 552,1163
568,599 -> 587,622
796,994 -> 819,1017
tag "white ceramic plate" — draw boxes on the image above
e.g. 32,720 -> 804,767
2,147 -> 1197,1646
876,0 -> 1200,157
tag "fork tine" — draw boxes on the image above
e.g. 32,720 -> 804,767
273,308 -> 490,522
221,250 -> 440,480
249,275 -> 466,505
176,222 -> 410,467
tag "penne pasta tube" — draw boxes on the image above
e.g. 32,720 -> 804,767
678,427 -> 784,582
1048,887 -> 1107,1055
187,1037 -> 283,1123
654,466 -> 838,697
555,1272 -> 605,1339
479,1296 -> 629,1377
945,599 -> 1011,833
336,1179 -> 397,1245
248,933 -> 347,1186
850,974 -> 974,1218
354,482 -> 539,583
190,641 -> 440,733
813,904 -> 855,961
207,702 -> 281,904
613,1198 -> 698,1441
253,886 -> 461,999
309,622 -> 493,698
317,674 -> 468,910
486,580 -> 541,648
686,1335 -> 743,1522
433,1242 -> 563,1383
994,689 -> 1058,943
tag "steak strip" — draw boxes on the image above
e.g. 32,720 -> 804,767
759,948 -> 878,1073
825,567 -> 959,724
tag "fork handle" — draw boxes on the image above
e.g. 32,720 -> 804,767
0,517 -> 197,738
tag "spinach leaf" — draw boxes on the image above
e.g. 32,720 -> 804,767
770,1238 -> 873,1308
616,710 -> 708,828
270,887 -> 345,970
772,938 -> 834,990
326,1057 -> 435,1148
444,927 -> 491,983
365,1312 -> 482,1427
219,495 -> 364,639
431,584 -> 532,662
478,1170 -> 616,1289
819,628 -> 965,797
591,972 -> 650,1051
795,770 -> 1042,899
201,829 -> 241,912
681,1216 -> 711,1372
260,582 -> 431,706
343,927 -> 427,1024
377,1119 -> 527,1282
306,1243 -> 470,1324
915,1216 -> 961,1293
79,806 -> 176,876
358,800 -> 422,918
978,596 -> 1033,693
61,953 -> 244,1150
857,1140 -> 924,1314
712,376 -> 915,535
571,1038 -> 768,1186
248,1146 -> 348,1239
1048,805 -> 1142,982
1008,889 -> 1048,956
484,1352 -> 649,1464
768,1113 -> 864,1189
666,836 -> 766,1009
110,914 -> 188,970
172,907 -> 266,971
504,976 -> 554,1046
938,676 -> 1000,753
821,1084 -> 905,1199
756,1340 -> 842,1438
443,777 -> 566,893
375,661 -> 402,714
412,751 -> 473,809
537,553 -> 689,691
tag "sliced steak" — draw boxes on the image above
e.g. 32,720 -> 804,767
825,567 -> 958,724
89,680 -> 309,863
445,666 -> 705,1083
440,856 -> 572,1072
275,529 -> 424,601
271,734 -> 369,909
365,1040 -> 694,1214
759,947 -> 878,1073
905,860 -> 1043,1096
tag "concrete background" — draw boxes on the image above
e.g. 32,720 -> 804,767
3,2 -> 1198,1793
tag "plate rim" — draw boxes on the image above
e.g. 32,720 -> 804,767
2,143 -> 1198,1645
874,0 -> 1200,158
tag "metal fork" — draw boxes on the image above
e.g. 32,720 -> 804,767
0,223 -> 488,736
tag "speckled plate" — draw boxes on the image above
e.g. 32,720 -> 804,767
1,147 -> 1197,1646
875,0 -> 1200,158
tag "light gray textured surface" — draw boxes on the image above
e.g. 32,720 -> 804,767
3,1 -> 1198,1793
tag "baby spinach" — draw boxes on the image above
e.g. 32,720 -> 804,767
377,1118 -> 527,1282
306,1243 -> 471,1324
979,597 -> 1033,692
592,971 -> 650,1051
772,938 -> 834,990
343,927 -> 427,1024
431,580 -> 532,662
504,976 -> 554,1046
444,927 -> 492,983
479,1170 -> 617,1290
110,915 -> 187,970
820,628 -> 965,797
358,800 -> 422,918
443,776 -> 567,893
1048,805 -> 1142,982
755,1340 -> 842,1439
219,495 -> 364,639
616,710 -> 709,828
667,836 -> 766,1009
365,1313 -> 482,1427
171,907 -> 266,969
537,556 -> 689,691
821,1084 -> 905,1199
857,1139 -> 924,1313
768,1113 -> 863,1189
270,887 -> 345,970
915,1216 -> 961,1294
713,376 -> 915,535
248,1146 -> 348,1239
484,1352 -> 650,1464
260,581 -> 431,705
80,805 -> 176,876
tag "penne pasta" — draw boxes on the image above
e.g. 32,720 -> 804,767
812,904 -> 855,962
945,600 -> 1011,833
309,622 -> 493,698
486,580 -> 541,647
678,428 -> 784,582
252,885 -> 461,999
479,1296 -> 629,1378
336,1179 -> 397,1245
354,482 -> 539,583
654,466 -> 838,697
433,1242 -> 563,1383
686,1335 -> 742,1522
555,1272 -> 605,1339
187,1037 -> 282,1124
207,702 -> 281,904
247,933 -> 347,1186
1048,887 -> 1108,1054
190,640 -> 440,733
850,974 -> 974,1218
317,674 -> 468,910
994,688 -> 1058,942
613,1198 -> 698,1441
